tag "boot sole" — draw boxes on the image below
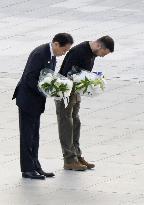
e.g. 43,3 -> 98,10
22,174 -> 45,180
87,166 -> 95,169
64,167 -> 87,171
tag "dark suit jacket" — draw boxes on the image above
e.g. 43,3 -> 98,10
12,43 -> 56,116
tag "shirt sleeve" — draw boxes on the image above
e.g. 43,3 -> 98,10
60,50 -> 79,76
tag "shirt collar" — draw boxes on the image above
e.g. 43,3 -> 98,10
49,42 -> 54,58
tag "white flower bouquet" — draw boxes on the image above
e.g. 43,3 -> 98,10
38,69 -> 73,100
69,69 -> 106,96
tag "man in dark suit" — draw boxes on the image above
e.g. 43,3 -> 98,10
12,33 -> 74,179
55,36 -> 114,171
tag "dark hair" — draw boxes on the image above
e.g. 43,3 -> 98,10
98,36 -> 114,52
52,33 -> 74,47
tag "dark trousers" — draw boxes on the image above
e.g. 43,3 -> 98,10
19,108 -> 42,172
55,93 -> 82,163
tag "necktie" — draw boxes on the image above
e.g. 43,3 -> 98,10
51,56 -> 56,71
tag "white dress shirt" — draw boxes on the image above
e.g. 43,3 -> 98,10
49,42 -> 54,58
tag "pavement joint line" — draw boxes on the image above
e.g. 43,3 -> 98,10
64,190 -> 144,205
82,112 -> 144,133
84,164 -> 144,189
1,112 -> 144,144
1,128 -> 142,165
1,157 -> 19,165
32,166 -> 144,197
119,30 -> 144,39
0,0 -> 32,9
0,0 -> 139,42
1,165 -> 140,197
83,128 -> 144,149
95,145 -> 144,162
84,95 -> 144,117
0,19 -> 66,41
90,111 -> 144,128
0,12 -> 66,30
0,14 -> 136,44
39,127 -> 144,147
0,134 -> 18,143
118,194 -> 144,205
0,181 -> 60,194
88,193 -> 144,205
0,12 -> 137,43
0,0 -> 100,27
0,182 -> 22,192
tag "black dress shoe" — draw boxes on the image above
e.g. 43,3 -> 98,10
22,171 -> 45,180
36,169 -> 55,178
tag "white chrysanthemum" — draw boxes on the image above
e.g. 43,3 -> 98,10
38,81 -> 44,87
65,80 -> 73,89
73,72 -> 97,82
64,90 -> 71,97
87,85 -> 93,93
43,76 -> 53,84
47,73 -> 53,78
73,74 -> 84,82
90,84 -> 96,90
89,74 -> 97,80
54,78 -> 62,86
102,78 -> 106,85
39,71 -> 73,99
57,91 -> 64,98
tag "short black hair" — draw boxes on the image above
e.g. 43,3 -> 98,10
52,33 -> 74,47
98,36 -> 114,52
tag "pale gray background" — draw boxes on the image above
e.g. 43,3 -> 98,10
0,0 -> 144,204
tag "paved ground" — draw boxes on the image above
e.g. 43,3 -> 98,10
0,0 -> 144,204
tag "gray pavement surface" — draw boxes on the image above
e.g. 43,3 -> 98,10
0,0 -> 144,204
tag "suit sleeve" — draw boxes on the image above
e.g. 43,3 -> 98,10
23,52 -> 45,97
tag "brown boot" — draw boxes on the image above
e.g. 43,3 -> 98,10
64,161 -> 87,171
78,157 -> 95,169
